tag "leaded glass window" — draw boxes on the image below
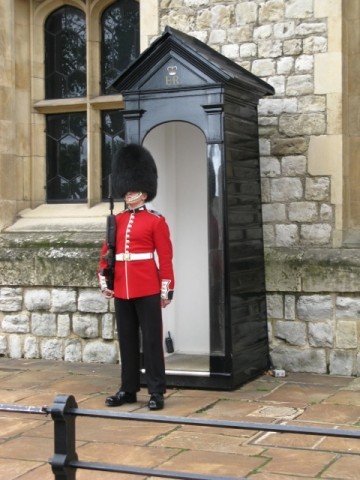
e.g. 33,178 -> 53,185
102,0 -> 140,94
45,6 -> 86,99
46,113 -> 87,202
101,110 -> 126,199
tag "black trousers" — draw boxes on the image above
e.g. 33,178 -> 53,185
114,294 -> 166,394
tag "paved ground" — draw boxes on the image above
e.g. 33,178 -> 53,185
0,358 -> 360,480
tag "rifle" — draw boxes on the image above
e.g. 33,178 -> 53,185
102,175 -> 116,290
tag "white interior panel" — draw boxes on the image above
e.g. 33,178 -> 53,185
144,122 -> 210,355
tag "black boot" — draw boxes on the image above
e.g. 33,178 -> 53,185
148,393 -> 164,410
105,391 -> 137,407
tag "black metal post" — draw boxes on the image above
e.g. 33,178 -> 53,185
49,394 -> 78,480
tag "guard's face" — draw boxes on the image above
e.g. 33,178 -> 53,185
125,192 -> 147,205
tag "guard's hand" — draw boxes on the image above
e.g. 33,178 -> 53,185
102,288 -> 114,299
161,299 -> 172,308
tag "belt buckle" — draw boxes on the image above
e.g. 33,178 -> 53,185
124,252 -> 131,261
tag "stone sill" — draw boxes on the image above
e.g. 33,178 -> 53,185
265,247 -> 360,293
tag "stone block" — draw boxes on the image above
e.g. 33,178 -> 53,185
262,203 -> 286,223
235,1 -> 258,25
296,22 -> 327,35
64,339 -> 82,362
284,295 -> 296,320
0,287 -> 23,312
283,39 -> 302,55
271,136 -> 308,156
286,75 -> 313,96
281,156 -> 307,176
253,24 -> 273,40
31,313 -> 56,336
279,114 -> 325,136
275,224 -> 299,247
305,177 -> 330,201
297,294 -> 333,320
271,177 -> 303,201
102,313 -> 115,340
0,335 -> 7,355
295,54 -> 314,73
82,341 -> 119,364
285,0 -> 313,19
329,350 -> 354,375
51,289 -> 77,313
258,39 -> 282,58
267,294 -> 284,318
40,339 -> 63,361
273,22 -> 295,39
274,320 -> 307,346
24,336 -> 40,359
335,320 -> 358,349
303,36 -> 327,54
260,157 -> 281,177
308,321 -> 334,347
270,346 -> 327,373
300,224 -> 332,245
57,314 -> 71,337
335,297 -> 360,319
24,289 -> 50,311
288,202 -> 318,222
259,0 -> 284,23
252,59 -> 276,76
258,98 -> 297,116
78,289 -> 108,313
8,334 -> 22,359
298,95 -> 326,113
277,56 -> 294,74
2,313 -> 29,333
73,314 -> 99,339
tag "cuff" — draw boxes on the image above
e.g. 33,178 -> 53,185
161,279 -> 174,300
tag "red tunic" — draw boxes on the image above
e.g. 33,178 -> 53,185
98,206 -> 175,300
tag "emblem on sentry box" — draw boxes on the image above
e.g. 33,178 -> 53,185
167,66 -> 177,76
165,65 -> 180,86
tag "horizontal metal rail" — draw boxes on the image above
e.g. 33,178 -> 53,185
1,394 -> 360,480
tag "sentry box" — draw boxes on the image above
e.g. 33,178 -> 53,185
112,26 -> 274,390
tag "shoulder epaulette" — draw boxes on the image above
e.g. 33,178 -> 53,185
148,209 -> 163,217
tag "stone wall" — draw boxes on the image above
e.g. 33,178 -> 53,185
0,232 -> 119,364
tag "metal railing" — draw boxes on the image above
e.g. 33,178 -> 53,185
1,394 -> 360,479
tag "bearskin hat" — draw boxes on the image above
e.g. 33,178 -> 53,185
112,143 -> 158,202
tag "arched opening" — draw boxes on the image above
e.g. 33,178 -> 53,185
144,122 -> 210,374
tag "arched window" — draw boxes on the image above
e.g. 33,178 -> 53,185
101,0 -> 140,94
44,6 -> 87,202
45,6 -> 86,99
38,1 -> 143,204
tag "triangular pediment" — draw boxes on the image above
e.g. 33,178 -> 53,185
112,26 -> 274,96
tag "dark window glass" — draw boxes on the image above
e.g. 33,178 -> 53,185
101,0 -> 140,94
101,110 -> 126,199
46,113 -> 87,202
45,6 -> 86,99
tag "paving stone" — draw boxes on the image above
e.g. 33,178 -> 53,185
262,382 -> 338,404
0,458 -> 45,480
296,403 -> 360,424
159,449 -> 266,478
259,447 -> 335,476
321,454 -> 360,479
78,442 -> 176,468
75,417 -> 174,445
151,428 -> 265,455
322,390 -> 360,406
318,434 -> 360,454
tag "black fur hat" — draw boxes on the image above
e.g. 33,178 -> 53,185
112,143 -> 158,202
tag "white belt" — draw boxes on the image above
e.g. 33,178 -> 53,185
115,252 -> 154,261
